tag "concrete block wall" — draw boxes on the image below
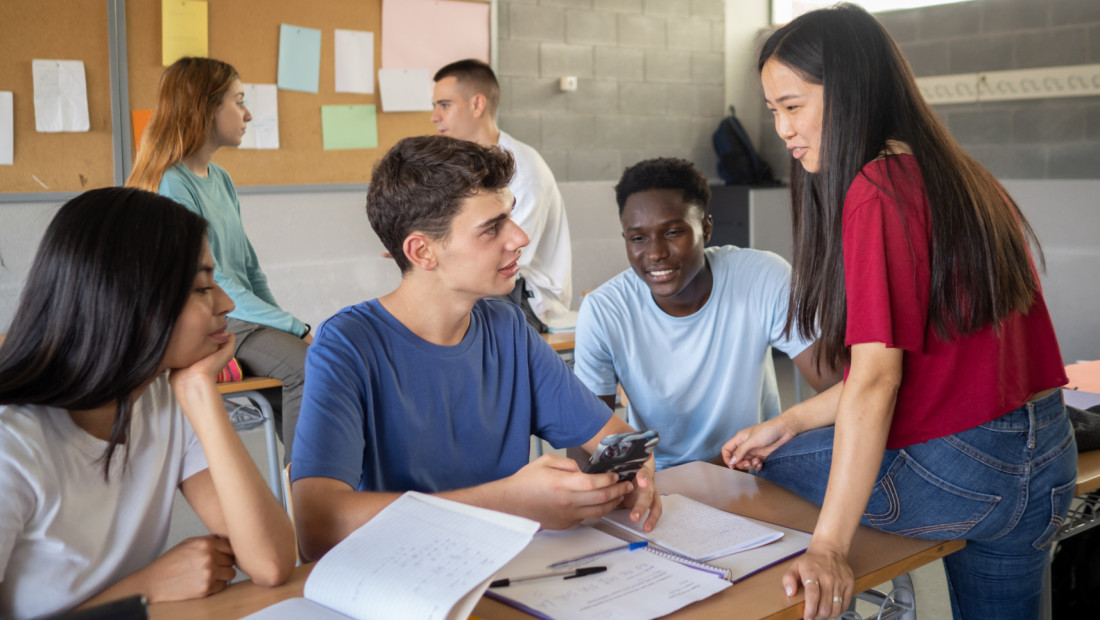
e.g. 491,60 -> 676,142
757,0 -> 1100,180
496,0 -> 727,183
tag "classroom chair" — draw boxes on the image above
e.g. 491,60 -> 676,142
217,377 -> 284,505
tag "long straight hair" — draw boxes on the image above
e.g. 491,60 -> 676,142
763,3 -> 1042,369
0,187 -> 207,478
127,57 -> 239,191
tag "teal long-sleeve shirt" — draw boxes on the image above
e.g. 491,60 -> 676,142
159,162 -> 306,337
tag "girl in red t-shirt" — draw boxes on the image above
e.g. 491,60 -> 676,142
722,5 -> 1074,620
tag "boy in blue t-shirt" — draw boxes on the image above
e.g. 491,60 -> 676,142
574,158 -> 840,469
291,136 -> 660,561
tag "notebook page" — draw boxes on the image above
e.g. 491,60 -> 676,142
241,598 -> 353,620
487,525 -> 729,620
602,494 -> 783,561
304,492 -> 538,620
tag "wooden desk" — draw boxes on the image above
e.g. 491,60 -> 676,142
540,331 -> 575,353
150,462 -> 962,620
216,376 -> 283,395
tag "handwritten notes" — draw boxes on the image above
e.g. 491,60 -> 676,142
488,526 -> 729,620
32,60 -> 89,133
161,0 -> 208,66
240,84 -> 279,150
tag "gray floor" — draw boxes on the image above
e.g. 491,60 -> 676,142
168,352 -> 955,618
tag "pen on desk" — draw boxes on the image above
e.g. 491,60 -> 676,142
547,541 -> 648,569
490,566 -> 607,588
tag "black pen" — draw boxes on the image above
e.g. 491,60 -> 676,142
489,566 -> 607,588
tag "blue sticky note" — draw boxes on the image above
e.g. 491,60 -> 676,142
278,24 -> 321,93
321,105 -> 378,150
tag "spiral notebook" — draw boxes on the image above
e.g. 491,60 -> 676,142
595,494 -> 812,584
601,494 -> 785,561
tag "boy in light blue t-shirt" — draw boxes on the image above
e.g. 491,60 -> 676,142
574,158 -> 840,469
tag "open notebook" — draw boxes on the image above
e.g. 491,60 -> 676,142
242,492 -> 538,620
602,494 -> 785,561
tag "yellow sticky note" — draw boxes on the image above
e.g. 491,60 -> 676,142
162,0 -> 208,66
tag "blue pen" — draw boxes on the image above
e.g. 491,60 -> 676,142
547,541 -> 649,569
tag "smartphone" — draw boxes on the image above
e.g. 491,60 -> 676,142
583,430 -> 659,482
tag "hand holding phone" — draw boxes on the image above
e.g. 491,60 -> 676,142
583,430 -> 659,482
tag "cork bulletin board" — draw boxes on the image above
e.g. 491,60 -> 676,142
1,0 -> 492,194
125,0 -> 483,187
0,0 -> 116,193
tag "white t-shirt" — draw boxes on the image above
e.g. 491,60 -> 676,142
0,375 -> 208,618
497,130 -> 573,321
574,246 -> 813,469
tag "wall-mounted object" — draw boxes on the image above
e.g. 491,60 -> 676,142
917,64 -> 1100,105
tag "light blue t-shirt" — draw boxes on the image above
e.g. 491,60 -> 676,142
574,245 -> 812,469
159,163 -> 306,336
291,298 -> 611,493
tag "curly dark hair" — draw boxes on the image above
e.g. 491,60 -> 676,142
366,135 -> 515,273
614,157 -> 712,216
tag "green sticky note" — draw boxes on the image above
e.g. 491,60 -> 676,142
321,105 -> 378,150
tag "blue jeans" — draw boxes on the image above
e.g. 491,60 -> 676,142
754,390 -> 1077,620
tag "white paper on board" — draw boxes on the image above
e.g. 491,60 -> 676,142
335,30 -> 375,95
31,59 -> 90,133
239,83 -> 279,150
377,68 -> 432,112
0,91 -> 13,165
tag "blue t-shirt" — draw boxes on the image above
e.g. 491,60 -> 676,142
574,246 -> 812,469
291,298 -> 611,493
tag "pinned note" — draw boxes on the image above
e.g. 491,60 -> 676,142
335,30 -> 375,95
161,0 -> 208,66
278,24 -> 322,93
377,69 -> 432,112
1,91 -> 13,165
321,105 -> 378,150
32,60 -> 90,133
240,84 -> 279,150
381,0 -> 489,73
131,109 -> 153,152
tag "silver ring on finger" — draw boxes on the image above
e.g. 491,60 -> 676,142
833,596 -> 843,604
804,579 -> 818,586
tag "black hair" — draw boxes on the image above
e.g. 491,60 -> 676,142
366,135 -> 515,274
614,157 -> 712,217
0,187 -> 208,479
762,3 -> 1042,369
433,59 -> 501,116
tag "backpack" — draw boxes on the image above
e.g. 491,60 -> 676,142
712,106 -> 780,186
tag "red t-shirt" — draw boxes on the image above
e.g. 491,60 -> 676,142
843,155 -> 1067,449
